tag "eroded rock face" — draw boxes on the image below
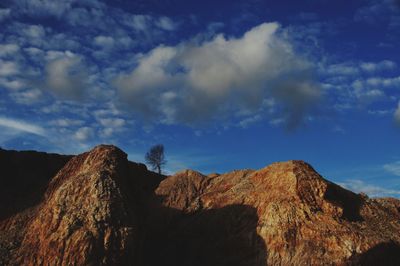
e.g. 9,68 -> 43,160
1,146 -> 400,265
155,160 -> 400,265
16,146 -> 140,265
0,145 -> 155,265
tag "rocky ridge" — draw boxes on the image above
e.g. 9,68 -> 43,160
0,145 -> 399,265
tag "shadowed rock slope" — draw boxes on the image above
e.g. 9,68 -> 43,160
1,145 -> 400,265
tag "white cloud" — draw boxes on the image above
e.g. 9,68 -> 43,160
155,16 -> 179,31
321,59 -> 397,81
395,101 -> 400,125
100,127 -> 114,138
324,63 -> 359,76
384,160 -> 400,176
14,0 -> 74,18
0,78 -> 24,90
339,179 -> 400,197
356,88 -> 385,103
45,50 -> 74,61
238,114 -> 262,128
115,22 -> 320,128
320,60 -> 400,108
0,44 -> 20,57
360,60 -> 397,72
365,76 -> 400,87
74,126 -> 93,141
23,24 -> 46,39
49,118 -> 84,127
122,14 -> 152,31
354,0 -> 397,24
345,76 -> 400,106
93,105 -> 121,118
94,35 -> 115,49
350,78 -> 395,104
24,47 -> 44,56
96,117 -> 127,138
11,89 -> 42,104
45,54 -> 88,100
0,8 -> 11,21
0,117 -> 46,136
368,109 -> 391,116
0,60 -> 18,76
97,117 -> 126,127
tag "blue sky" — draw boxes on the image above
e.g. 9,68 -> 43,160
0,0 -> 400,197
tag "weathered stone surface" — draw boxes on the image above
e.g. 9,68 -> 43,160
1,146 -> 400,265
16,145 -> 143,265
155,160 -> 400,265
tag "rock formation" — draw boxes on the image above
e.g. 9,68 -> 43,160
1,145 -> 400,265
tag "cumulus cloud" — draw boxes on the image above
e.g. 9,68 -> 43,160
115,22 -> 320,128
121,14 -> 178,32
0,60 -> 18,76
94,35 -> 115,49
11,89 -> 43,105
352,79 -> 386,103
97,117 -> 126,127
0,8 -> 11,21
14,0 -> 74,18
324,63 -> 359,76
23,24 -> 46,38
0,78 -> 24,90
95,116 -> 127,138
74,126 -> 93,141
44,54 -> 88,100
360,60 -> 397,72
0,117 -> 46,136
349,76 -> 400,104
321,59 -> 398,78
155,16 -> 179,31
0,44 -> 20,57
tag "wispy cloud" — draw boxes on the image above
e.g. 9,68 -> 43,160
0,117 -> 46,136
339,179 -> 400,197
0,8 -> 11,21
13,0 -> 75,18
360,60 -> 397,72
384,160 -> 400,176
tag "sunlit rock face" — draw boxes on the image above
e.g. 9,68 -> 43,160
1,145 -> 400,265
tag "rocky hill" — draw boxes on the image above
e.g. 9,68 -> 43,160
0,145 -> 399,265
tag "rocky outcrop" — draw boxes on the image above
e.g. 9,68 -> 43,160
15,146 -> 141,265
153,161 -> 400,265
1,146 -> 400,265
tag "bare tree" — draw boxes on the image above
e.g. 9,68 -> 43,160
145,144 -> 166,174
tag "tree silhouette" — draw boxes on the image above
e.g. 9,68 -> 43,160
145,144 -> 166,174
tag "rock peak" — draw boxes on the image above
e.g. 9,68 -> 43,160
12,144 -> 138,265
89,144 -> 125,153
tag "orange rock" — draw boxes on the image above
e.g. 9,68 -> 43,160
1,146 -> 399,265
